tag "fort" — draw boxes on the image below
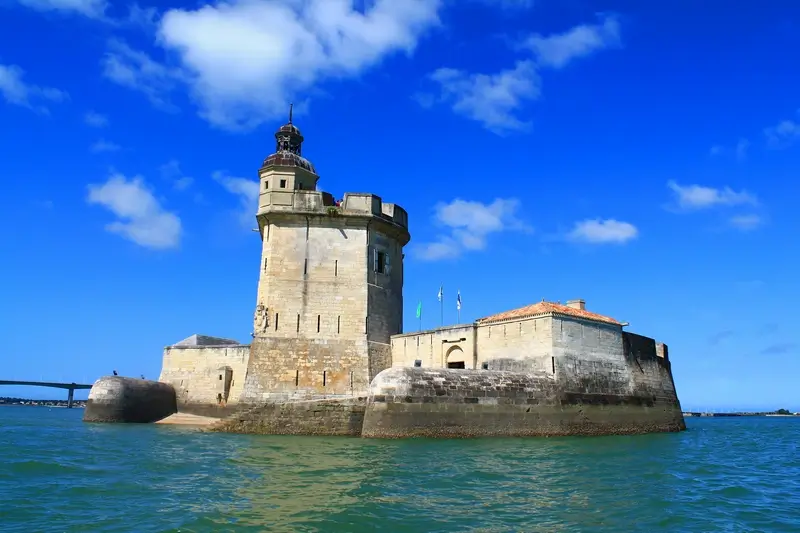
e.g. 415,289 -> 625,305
85,109 -> 685,437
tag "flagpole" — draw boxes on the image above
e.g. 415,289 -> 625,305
440,284 -> 444,327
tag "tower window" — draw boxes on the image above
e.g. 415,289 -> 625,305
337,316 -> 341,334
275,313 -> 279,330
373,249 -> 388,274
264,181 -> 269,190
296,314 -> 300,332
304,259 -> 308,275
334,260 -> 338,277
323,371 -> 327,387
263,258 -> 268,271
280,179 -> 287,188
317,315 -> 321,333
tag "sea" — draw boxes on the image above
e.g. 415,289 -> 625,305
1,407 -> 798,533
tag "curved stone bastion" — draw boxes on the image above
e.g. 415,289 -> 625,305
360,367 -> 685,438
83,376 -> 178,423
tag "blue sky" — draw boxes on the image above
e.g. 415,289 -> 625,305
1,0 -> 798,410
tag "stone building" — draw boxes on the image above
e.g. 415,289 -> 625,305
390,298 -> 657,370
152,112 -> 682,437
391,298 -> 670,373
159,109 -> 411,410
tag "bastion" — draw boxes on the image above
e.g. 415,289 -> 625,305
85,109 -> 685,436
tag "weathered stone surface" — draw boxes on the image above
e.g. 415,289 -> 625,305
158,343 -> 249,414
83,376 -> 177,423
360,366 -> 684,438
210,398 -> 366,436
246,189 -> 409,401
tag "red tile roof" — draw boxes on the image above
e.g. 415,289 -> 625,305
477,301 -> 622,326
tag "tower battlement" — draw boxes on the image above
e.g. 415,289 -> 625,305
256,191 -> 408,232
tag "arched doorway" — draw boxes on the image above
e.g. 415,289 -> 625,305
446,346 -> 466,369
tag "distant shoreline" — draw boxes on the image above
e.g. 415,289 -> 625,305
682,412 -> 798,417
0,398 -> 86,408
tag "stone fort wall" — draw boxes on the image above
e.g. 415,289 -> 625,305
364,318 -> 684,438
159,344 -> 249,416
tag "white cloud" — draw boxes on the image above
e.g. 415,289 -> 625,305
478,0 -> 534,8
667,181 -> 758,210
102,40 -> 183,111
213,171 -> 259,227
416,198 -> 530,260
420,15 -> 620,133
16,0 -> 107,18
568,218 -> 637,244
735,138 -> 749,160
764,119 -> 800,148
84,111 -> 109,128
125,3 -> 158,27
523,14 -> 621,69
710,138 -> 749,160
90,139 -> 121,153
729,214 -> 764,231
160,160 -> 194,191
426,60 -> 539,134
103,0 -> 441,130
0,64 -> 67,113
86,173 -> 181,249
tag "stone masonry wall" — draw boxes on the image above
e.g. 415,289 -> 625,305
551,317 -> 632,394
476,317 -> 553,372
254,219 -> 369,339
158,345 -> 249,414
623,332 -> 682,410
361,366 -> 685,438
391,325 -> 477,369
211,398 -> 367,436
241,336 -> 369,402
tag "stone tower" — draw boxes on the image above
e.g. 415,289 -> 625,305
240,108 -> 411,403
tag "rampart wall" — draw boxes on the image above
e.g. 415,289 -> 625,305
361,363 -> 684,438
159,344 -> 249,417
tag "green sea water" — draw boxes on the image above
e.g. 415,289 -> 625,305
1,407 -> 799,532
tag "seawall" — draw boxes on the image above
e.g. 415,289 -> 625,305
361,365 -> 685,438
210,398 -> 366,436
84,376 -> 178,423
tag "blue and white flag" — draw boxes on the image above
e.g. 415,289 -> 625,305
456,290 -> 462,311
437,285 -> 443,302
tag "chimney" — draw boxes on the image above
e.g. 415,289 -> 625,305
566,299 -> 585,310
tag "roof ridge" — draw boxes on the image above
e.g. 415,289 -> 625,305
477,300 -> 620,326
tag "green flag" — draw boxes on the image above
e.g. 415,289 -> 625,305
416,301 -> 422,319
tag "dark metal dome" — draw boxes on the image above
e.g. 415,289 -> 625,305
262,151 -> 316,173
261,103 -> 317,174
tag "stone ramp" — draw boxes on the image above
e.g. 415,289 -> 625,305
156,412 -> 219,427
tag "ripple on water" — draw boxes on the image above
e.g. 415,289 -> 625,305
1,409 -> 800,532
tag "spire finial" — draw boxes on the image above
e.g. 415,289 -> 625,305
288,103 -> 293,124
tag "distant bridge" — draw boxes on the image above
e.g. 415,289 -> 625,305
0,380 -> 93,408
